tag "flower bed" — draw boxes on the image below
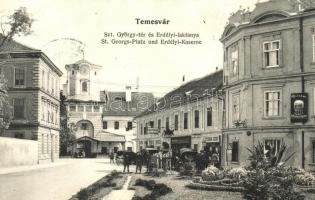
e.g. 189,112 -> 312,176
132,179 -> 172,200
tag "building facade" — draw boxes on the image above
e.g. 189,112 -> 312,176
0,39 -> 63,163
101,89 -> 155,153
135,70 -> 223,159
221,0 -> 315,170
63,60 -> 154,155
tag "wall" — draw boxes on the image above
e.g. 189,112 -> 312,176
0,137 -> 38,168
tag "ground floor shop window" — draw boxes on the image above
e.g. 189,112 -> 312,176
231,141 -> 239,162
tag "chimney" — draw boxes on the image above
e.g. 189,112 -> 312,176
126,86 -> 132,102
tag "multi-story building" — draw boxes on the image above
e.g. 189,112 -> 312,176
135,70 -> 223,159
221,0 -> 315,170
64,60 -> 154,155
0,38 -> 63,163
100,87 -> 155,153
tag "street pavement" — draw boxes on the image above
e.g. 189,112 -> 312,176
0,158 -> 126,200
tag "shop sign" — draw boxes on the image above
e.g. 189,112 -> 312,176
291,93 -> 308,123
171,136 -> 191,144
147,127 -> 159,134
203,136 -> 219,143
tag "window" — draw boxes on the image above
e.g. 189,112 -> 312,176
14,68 -> 25,86
184,113 -> 188,129
263,40 -> 280,67
42,70 -> 45,88
51,77 -> 54,94
72,70 -> 74,75
264,139 -> 281,158
207,107 -> 212,126
114,121 -> 119,129
231,48 -> 238,75
82,82 -> 87,92
194,144 -> 198,151
13,98 -> 25,119
158,119 -> 161,132
103,121 -> 107,129
165,117 -> 170,130
174,115 -> 178,130
81,123 -> 88,130
232,94 -> 240,122
312,140 -> 315,163
127,121 -> 133,130
78,105 -> 84,112
140,124 -> 143,135
47,73 -> 49,90
264,91 -> 281,117
41,100 -> 45,121
231,141 -> 239,162
144,123 -> 148,134
148,121 -> 154,128
194,110 -> 199,128
85,105 -> 92,112
93,105 -> 100,112
69,105 -> 76,112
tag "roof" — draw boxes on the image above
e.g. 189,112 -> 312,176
135,70 -> 223,118
0,35 -> 63,76
94,131 -> 126,142
101,91 -> 155,117
0,34 -> 39,52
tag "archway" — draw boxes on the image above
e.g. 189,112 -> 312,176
75,120 -> 94,138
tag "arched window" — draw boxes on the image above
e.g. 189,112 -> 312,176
82,82 -> 87,92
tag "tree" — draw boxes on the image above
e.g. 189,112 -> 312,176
59,92 -> 76,156
0,74 -> 12,133
0,7 -> 34,48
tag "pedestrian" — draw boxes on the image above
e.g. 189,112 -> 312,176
135,152 -> 143,173
109,151 -> 114,164
114,152 -> 117,164
123,152 -> 131,173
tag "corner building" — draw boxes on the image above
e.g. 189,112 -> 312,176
0,38 -> 63,163
221,0 -> 315,170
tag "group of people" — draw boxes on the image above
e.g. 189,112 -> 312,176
108,147 -> 220,174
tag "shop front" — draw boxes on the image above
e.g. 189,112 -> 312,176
202,135 -> 221,167
171,136 -> 191,154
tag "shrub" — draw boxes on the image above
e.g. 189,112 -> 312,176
294,171 -> 315,186
201,165 -> 224,181
151,183 -> 172,197
242,141 -> 304,200
227,167 -> 248,181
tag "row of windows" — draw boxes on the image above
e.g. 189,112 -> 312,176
41,100 -> 59,125
226,35 -> 315,76
140,107 -> 213,135
69,105 -> 100,112
41,134 -> 58,154
232,90 -> 284,122
230,139 -> 282,163
102,121 -> 133,130
41,70 -> 59,97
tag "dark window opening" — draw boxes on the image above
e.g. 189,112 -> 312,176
103,121 -> 107,129
114,121 -> 119,129
207,107 -> 212,126
194,110 -> 199,128
184,113 -> 188,129
231,141 -> 239,162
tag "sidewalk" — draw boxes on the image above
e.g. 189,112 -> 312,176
0,158 -> 72,175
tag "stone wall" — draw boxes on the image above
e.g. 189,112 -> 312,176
0,137 -> 38,168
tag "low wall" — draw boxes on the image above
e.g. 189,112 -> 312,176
0,137 -> 38,168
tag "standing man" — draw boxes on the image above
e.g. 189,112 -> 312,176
109,151 -> 114,164
135,152 -> 143,174
123,152 -> 131,173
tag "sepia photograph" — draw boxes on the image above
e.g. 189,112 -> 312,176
1,0 -> 315,199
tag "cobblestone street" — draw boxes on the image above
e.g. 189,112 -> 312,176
0,158 -> 125,200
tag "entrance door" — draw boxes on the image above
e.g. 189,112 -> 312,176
79,140 -> 92,157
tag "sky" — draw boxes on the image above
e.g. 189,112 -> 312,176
1,0 -> 258,97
